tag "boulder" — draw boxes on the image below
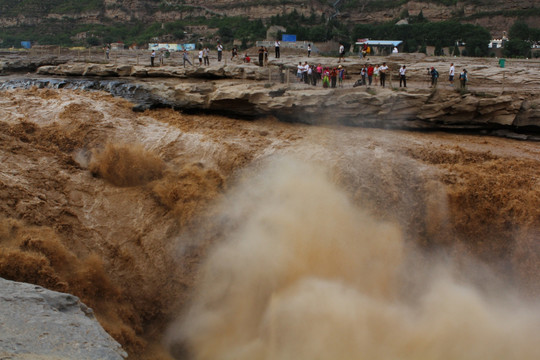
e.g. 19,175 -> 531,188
0,277 -> 126,360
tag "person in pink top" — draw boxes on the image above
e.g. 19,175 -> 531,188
316,64 -> 323,81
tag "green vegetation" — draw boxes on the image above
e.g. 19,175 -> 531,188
0,0 -> 536,58
462,7 -> 540,20
0,0 -> 104,16
503,21 -> 540,58
352,21 -> 491,56
0,12 -> 266,48
344,0 -> 488,11
269,10 -> 351,48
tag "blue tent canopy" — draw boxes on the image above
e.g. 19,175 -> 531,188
356,40 -> 402,46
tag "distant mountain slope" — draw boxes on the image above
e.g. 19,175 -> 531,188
0,0 -> 538,45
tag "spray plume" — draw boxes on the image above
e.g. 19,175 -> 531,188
166,157 -> 540,360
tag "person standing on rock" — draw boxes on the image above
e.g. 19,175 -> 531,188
449,63 -> 455,86
367,63 -> 374,86
311,65 -> 318,86
322,67 -> 330,88
297,62 -> 304,82
374,64 -> 380,86
379,62 -> 389,87
338,43 -> 345,63
303,62 -> 310,84
360,65 -> 366,86
316,64 -> 323,83
430,67 -> 439,87
217,42 -> 223,62
399,65 -> 407,87
258,46 -> 264,66
459,69 -> 468,89
231,46 -> 238,61
307,64 -> 313,85
198,48 -> 203,66
275,40 -> 280,58
203,47 -> 210,66
338,65 -> 345,87
307,44 -> 312,58
330,68 -> 338,88
183,49 -> 193,68
150,50 -> 155,67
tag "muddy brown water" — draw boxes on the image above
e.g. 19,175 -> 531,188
0,87 -> 539,359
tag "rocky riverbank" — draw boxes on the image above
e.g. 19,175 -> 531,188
1,51 -> 539,138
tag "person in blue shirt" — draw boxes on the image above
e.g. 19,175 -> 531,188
430,67 -> 439,87
459,69 -> 468,89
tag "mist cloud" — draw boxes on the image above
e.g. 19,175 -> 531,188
166,157 -> 540,360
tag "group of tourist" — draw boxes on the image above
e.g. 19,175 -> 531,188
429,63 -> 468,89
294,62 -> 347,88
349,62 -> 468,90
352,62 -> 391,87
150,41 -> 471,90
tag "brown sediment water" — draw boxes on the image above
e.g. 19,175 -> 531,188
0,87 -> 539,359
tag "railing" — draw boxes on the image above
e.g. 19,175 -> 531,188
255,41 -> 319,53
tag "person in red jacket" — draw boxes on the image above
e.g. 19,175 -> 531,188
367,64 -> 374,86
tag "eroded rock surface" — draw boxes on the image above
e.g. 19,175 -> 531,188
25,57 -> 540,134
0,277 -> 126,360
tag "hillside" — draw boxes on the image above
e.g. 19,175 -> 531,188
0,1 -> 539,49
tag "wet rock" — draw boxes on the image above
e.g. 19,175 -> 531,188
0,277 -> 127,360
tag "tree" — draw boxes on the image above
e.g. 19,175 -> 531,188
509,21 -> 530,41
474,46 -> 483,57
452,44 -> 460,56
434,43 -> 443,56
416,10 -> 426,23
504,39 -> 531,58
407,39 -> 418,53
86,36 -> 100,46
218,27 -> 234,44
462,25 -> 490,57
400,9 -> 409,19
310,25 -> 328,41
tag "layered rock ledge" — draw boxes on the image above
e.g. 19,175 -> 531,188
1,57 -> 539,138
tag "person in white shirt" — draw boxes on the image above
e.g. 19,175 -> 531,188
399,65 -> 407,87
198,49 -> 203,65
449,63 -> 455,86
379,62 -> 389,87
307,44 -> 312,57
297,62 -> 304,81
393,46 -> 399,54
217,42 -> 223,61
275,40 -> 280,58
338,44 -> 345,63
203,47 -> 210,66
303,62 -> 310,83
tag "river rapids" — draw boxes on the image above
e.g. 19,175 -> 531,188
0,87 -> 539,360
